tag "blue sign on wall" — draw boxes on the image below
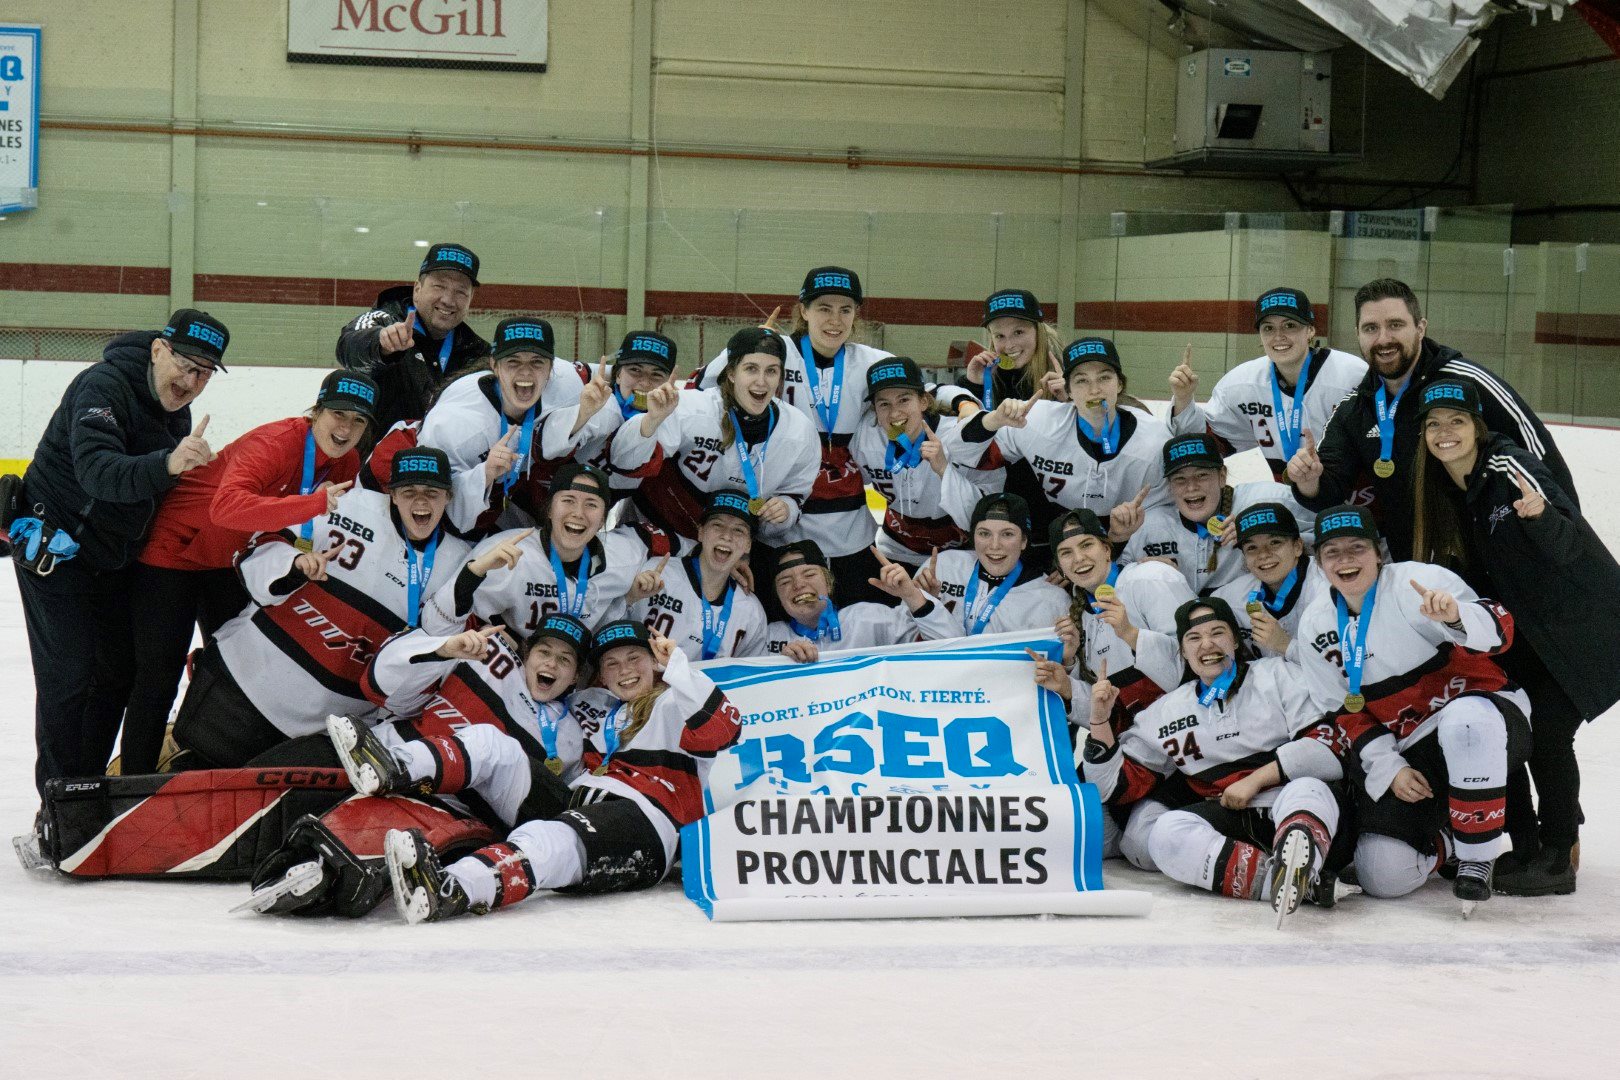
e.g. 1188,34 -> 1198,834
0,24 -> 40,214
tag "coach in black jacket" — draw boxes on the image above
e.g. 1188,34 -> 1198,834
1287,278 -> 1574,561
15,311 -> 226,794
335,242 -> 490,444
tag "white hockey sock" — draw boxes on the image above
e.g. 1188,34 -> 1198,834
1435,697 -> 1510,862
447,856 -> 498,909
507,819 -> 587,890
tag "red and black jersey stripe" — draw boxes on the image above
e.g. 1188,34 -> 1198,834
581,747 -> 705,826
254,575 -> 403,699
1337,641 -> 1513,752
1185,749 -> 1281,799
679,685 -> 743,757
631,457 -> 708,541
810,443 -> 866,506
883,511 -> 966,556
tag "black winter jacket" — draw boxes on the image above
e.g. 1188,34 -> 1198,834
335,285 -> 490,440
21,332 -> 187,571
1445,434 -> 1620,721
1294,338 -> 1574,560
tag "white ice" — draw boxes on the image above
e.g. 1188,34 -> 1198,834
2,428 -> 1618,1078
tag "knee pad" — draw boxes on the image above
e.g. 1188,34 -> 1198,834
1353,833 -> 1434,899
1121,800 -> 1170,873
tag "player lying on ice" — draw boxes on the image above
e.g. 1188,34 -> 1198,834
333,619 -> 741,922
1068,596 -> 1346,925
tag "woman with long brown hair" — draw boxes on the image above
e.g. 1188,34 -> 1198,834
1411,379 -> 1620,896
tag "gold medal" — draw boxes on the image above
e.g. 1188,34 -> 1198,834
1206,514 -> 1227,536
1343,692 -> 1366,713
885,421 -> 908,439
1373,458 -> 1395,478
996,353 -> 1018,370
544,757 -> 564,776
631,390 -> 649,410
1245,600 -> 1264,616
293,537 -> 314,554
1094,584 -> 1116,600
1084,397 -> 1104,409
747,497 -> 768,515
592,762 -> 610,777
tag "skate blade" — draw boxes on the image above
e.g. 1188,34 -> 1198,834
326,714 -> 373,795
1272,830 -> 1312,930
230,860 -> 324,914
12,832 -> 49,873
384,830 -> 423,924
1460,899 -> 1480,920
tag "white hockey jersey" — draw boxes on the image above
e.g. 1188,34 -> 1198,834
628,556 -> 770,661
1211,556 -> 1331,662
1062,560 -> 1192,737
850,412 -> 998,565
1294,560 -> 1526,800
616,388 -> 820,548
1082,657 -> 1342,805
694,334 -> 891,557
423,524 -> 664,637
418,366 -> 620,534
1168,348 -> 1366,479
945,401 -> 1172,520
765,596 -> 958,655
363,627 -> 584,773
1121,482 -> 1315,595
213,488 -> 472,738
919,549 -> 1071,639
568,649 -> 742,864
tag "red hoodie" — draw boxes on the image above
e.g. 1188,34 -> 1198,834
140,416 -> 360,572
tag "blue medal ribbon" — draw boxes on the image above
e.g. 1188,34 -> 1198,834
495,382 -> 537,496
1334,581 -> 1378,702
298,428 -> 322,548
962,560 -> 1023,636
729,407 -> 775,501
799,337 -> 845,434
405,306 -> 455,373
613,387 -> 643,420
1197,659 -> 1238,707
1083,563 -> 1122,614
400,529 -> 440,629
536,700 -> 563,762
1075,401 -> 1119,455
598,702 -> 626,770
693,557 -> 738,660
789,602 -> 842,643
885,427 -> 925,472
981,366 -> 995,410
548,541 -> 591,618
1374,383 -> 1406,466
1248,565 -> 1301,615
1268,350 -> 1316,462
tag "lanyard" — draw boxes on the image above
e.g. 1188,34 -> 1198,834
1374,383 -> 1406,467
799,337 -> 845,434
1075,401 -> 1119,455
1248,565 -> 1301,615
1084,563 -> 1122,614
789,603 -> 842,643
613,388 -> 642,420
729,407 -> 775,501
495,383 -> 537,495
885,427 -> 925,472
536,699 -> 564,762
548,542 -> 590,617
598,702 -> 626,770
1268,350 -> 1316,462
1334,582 -> 1378,701
298,428 -> 326,547
400,529 -> 440,629
981,366 -> 995,410
1197,660 -> 1238,707
405,306 -> 455,373
693,557 -> 737,660
962,560 -> 1023,636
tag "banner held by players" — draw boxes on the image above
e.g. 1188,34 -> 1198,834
681,631 -> 1151,921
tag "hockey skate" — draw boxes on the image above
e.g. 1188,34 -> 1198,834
327,714 -> 411,796
230,860 -> 326,915
385,828 -> 472,924
1269,824 -> 1318,929
1454,859 -> 1494,917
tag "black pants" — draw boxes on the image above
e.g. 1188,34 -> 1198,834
171,645 -> 288,769
17,558 -> 135,795
1502,643 -> 1585,852
118,563 -> 250,775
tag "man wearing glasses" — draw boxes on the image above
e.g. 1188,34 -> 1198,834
7,309 -> 228,796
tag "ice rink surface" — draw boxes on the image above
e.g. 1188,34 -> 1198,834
2,427 -> 1617,1078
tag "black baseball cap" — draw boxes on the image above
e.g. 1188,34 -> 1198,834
589,619 -> 652,664
1060,337 -> 1121,378
1174,596 -> 1242,645
390,447 -> 453,490
527,613 -> 589,665
1254,288 -> 1314,327
492,318 -> 556,360
315,370 -> 379,423
617,331 -> 677,373
799,266 -> 863,305
1048,508 -> 1108,554
1415,379 -> 1483,419
419,243 -> 480,287
549,462 -> 610,501
1314,504 -> 1380,546
970,492 -> 1032,537
725,326 -> 787,364
865,357 -> 926,400
1233,502 -> 1301,546
983,289 -> 1043,326
1162,434 -> 1224,476
160,309 -> 230,371
702,489 -> 757,531
773,540 -> 829,578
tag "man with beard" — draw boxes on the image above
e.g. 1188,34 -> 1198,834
1286,278 -> 1573,561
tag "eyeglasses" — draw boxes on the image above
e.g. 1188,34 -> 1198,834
165,344 -> 217,380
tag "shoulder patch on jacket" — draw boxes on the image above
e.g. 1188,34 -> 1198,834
81,405 -> 118,427
355,310 -> 394,331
